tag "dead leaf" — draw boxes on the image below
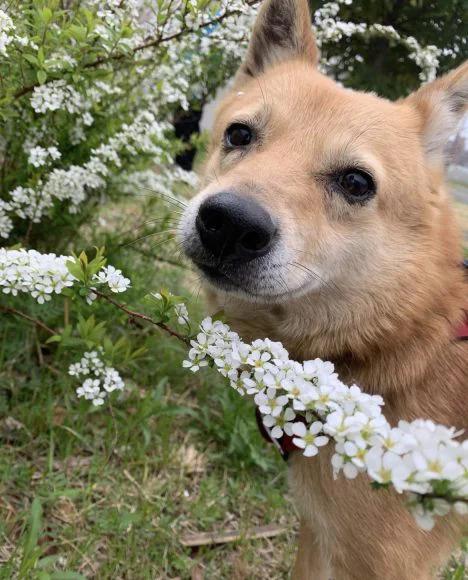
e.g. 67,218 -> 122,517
177,445 -> 206,474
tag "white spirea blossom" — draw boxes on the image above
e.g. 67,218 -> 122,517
184,317 -> 468,530
314,0 -> 441,82
69,348 -> 125,406
0,10 -> 15,57
30,81 -> 84,114
27,146 -> 61,168
0,249 -> 130,303
1,0 -> 445,241
2,111 -> 171,229
93,265 -> 131,294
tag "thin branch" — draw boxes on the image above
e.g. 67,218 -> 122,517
0,304 -> 56,335
13,1 -> 261,99
93,289 -> 190,345
180,524 -> 289,547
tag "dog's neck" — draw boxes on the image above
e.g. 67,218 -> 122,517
207,261 -> 466,414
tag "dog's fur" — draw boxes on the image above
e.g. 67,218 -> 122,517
180,1 -> 468,577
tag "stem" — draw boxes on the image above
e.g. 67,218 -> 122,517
419,493 -> 468,505
93,289 -> 190,345
13,1 -> 261,99
64,297 -> 70,327
0,304 -> 56,335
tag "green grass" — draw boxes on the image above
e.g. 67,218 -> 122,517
0,197 -> 296,579
0,195 -> 466,579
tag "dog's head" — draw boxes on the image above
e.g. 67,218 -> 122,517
180,0 -> 467,319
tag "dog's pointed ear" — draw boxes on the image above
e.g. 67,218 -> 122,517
404,62 -> 468,162
238,0 -> 319,80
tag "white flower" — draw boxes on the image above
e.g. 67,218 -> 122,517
409,497 -> 451,531
365,446 -> 412,493
93,265 -> 131,293
31,81 -> 83,114
174,302 -> 189,326
292,421 -> 329,457
254,388 -> 289,417
0,10 -> 15,57
263,408 -> 296,439
185,311 -> 468,529
0,249 -> 129,303
246,349 -> 271,374
70,350 -> 125,405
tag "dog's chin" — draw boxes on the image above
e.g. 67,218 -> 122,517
195,262 -> 317,304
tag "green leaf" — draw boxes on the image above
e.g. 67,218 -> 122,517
66,260 -> 84,283
37,47 -> 45,65
451,565 -> 466,580
19,497 -> 43,576
41,7 -> 53,24
37,70 -> 47,85
45,334 -> 62,344
23,54 -> 39,66
50,573 -> 87,580
68,25 -> 87,42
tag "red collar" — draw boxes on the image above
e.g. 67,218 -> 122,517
456,316 -> 468,340
257,310 -> 468,461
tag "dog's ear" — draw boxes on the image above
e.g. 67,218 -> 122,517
238,0 -> 319,79
405,62 -> 468,162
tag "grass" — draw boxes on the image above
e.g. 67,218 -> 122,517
0,192 -> 467,579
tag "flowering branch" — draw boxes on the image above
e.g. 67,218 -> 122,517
12,1 -> 261,100
1,245 -> 466,529
92,289 -> 190,346
183,317 -> 468,530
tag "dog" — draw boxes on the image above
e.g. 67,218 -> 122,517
180,0 -> 468,577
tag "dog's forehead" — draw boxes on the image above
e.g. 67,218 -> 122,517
218,63 -> 407,137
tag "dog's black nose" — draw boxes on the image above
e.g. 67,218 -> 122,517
196,192 -> 276,263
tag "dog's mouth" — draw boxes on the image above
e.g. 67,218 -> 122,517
194,261 -> 246,293
197,262 -> 230,283
192,258 -> 319,303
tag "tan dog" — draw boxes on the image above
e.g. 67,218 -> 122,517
180,1 -> 468,577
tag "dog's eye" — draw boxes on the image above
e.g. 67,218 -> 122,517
336,169 -> 376,203
225,123 -> 253,148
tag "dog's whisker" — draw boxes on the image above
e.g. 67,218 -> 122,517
289,261 -> 344,299
123,190 -> 187,211
119,217 -> 180,237
149,236 -> 177,251
121,228 -> 180,248
132,185 -> 188,207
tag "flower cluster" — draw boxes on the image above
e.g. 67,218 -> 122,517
69,349 -> 125,406
0,111 -> 172,238
27,146 -> 61,168
94,265 -> 131,294
314,0 -> 441,81
30,81 -> 84,114
0,249 -> 130,304
0,9 -> 15,57
184,317 -> 468,530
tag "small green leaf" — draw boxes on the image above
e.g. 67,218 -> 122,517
41,7 -> 53,24
23,53 -> 39,66
37,47 -> 45,65
68,24 -> 87,42
37,70 -> 47,84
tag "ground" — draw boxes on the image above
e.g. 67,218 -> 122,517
0,185 -> 466,579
